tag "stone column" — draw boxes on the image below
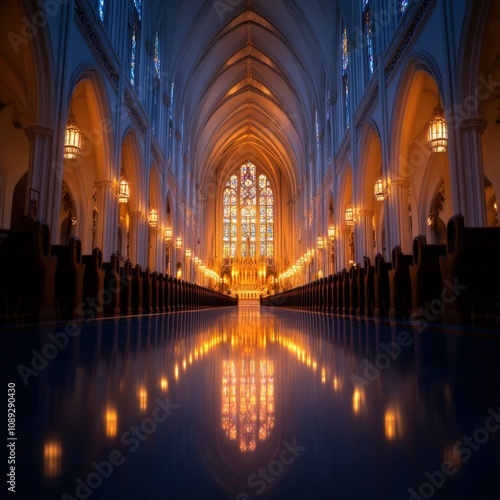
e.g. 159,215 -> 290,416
357,209 -> 375,262
387,178 -> 411,254
24,125 -> 57,236
456,117 -> 488,226
94,179 -> 116,260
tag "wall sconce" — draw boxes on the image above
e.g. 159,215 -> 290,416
175,236 -> 183,249
428,101 -> 448,153
345,204 -> 355,225
148,209 -> 158,227
117,178 -> 130,203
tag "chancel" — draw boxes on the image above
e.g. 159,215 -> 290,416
1,1 -> 500,499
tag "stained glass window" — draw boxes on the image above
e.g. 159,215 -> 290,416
130,21 -> 137,85
401,0 -> 409,13
363,0 -> 374,79
98,0 -> 105,22
152,79 -> 159,136
133,0 -> 142,20
154,31 -> 160,76
222,162 -> 274,259
342,26 -> 350,129
168,83 -> 174,162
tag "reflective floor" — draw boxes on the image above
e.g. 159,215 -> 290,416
2,306 -> 500,500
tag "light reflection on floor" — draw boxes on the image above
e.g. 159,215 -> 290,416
3,306 -> 500,499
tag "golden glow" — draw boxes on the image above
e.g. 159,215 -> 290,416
428,104 -> 448,152
105,407 -> 117,437
328,224 -> 336,240
139,387 -> 148,411
160,377 -> 168,391
321,367 -> 326,384
333,377 -> 339,390
316,235 -> 324,250
174,364 -> 179,381
43,440 -> 62,478
353,389 -> 363,414
175,236 -> 183,249
64,115 -> 81,159
165,226 -> 173,243
384,409 -> 399,440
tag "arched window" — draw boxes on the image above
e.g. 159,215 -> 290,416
129,0 -> 142,86
98,0 -> 105,22
342,26 -> 350,129
401,0 -> 409,13
152,31 -> 161,136
362,0 -> 374,79
168,83 -> 175,162
223,162 -> 274,259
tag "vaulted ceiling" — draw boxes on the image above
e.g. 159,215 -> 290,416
156,0 -> 337,197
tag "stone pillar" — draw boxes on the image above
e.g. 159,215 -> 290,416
129,211 -> 143,266
387,178 -> 411,254
456,117 -> 488,226
94,179 -> 116,260
24,125 -> 57,236
357,209 -> 375,262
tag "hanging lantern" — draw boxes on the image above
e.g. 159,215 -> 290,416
149,209 -> 158,227
345,204 -> 355,225
185,249 -> 192,258
428,104 -> 448,153
328,224 -> 336,240
316,235 -> 324,250
64,114 -> 81,159
175,236 -> 183,249
165,225 -> 173,243
118,179 -> 130,203
374,177 -> 386,201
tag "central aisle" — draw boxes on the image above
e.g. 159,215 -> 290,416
5,306 -> 500,499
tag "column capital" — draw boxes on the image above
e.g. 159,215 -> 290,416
95,179 -> 114,189
389,177 -> 410,189
24,124 -> 53,140
358,209 -> 374,218
129,211 -> 144,219
459,116 -> 488,134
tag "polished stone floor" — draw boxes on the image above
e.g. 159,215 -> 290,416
2,306 -> 500,500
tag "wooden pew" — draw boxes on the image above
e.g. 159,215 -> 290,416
82,247 -> 105,318
410,235 -> 446,314
374,253 -> 391,317
439,214 -> 500,324
102,253 -> 121,317
0,221 -> 57,321
51,236 -> 85,318
120,260 -> 133,316
131,265 -> 143,315
363,257 -> 375,316
389,246 -> 413,319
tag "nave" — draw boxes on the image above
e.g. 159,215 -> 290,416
4,306 -> 500,500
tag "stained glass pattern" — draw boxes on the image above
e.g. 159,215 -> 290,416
363,1 -> 374,78
130,21 -> 137,86
401,0 -> 409,13
154,31 -> 160,76
98,0 -> 105,22
222,162 -> 274,259
342,26 -> 350,129
133,0 -> 142,19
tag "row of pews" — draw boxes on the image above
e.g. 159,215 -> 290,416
0,221 -> 237,323
262,214 -> 500,327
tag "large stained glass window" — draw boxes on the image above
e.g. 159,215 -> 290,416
129,1 -> 141,86
222,162 -> 274,259
342,26 -> 350,129
154,31 -> 160,76
363,0 -> 374,79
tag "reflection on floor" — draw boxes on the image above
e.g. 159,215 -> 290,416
4,306 -> 500,499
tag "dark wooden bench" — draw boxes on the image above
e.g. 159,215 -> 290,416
51,236 -> 85,318
0,221 -> 57,321
131,265 -> 143,315
374,253 -> 391,317
102,253 -> 121,317
82,247 -> 105,318
120,260 -> 132,316
389,246 -> 413,319
410,235 -> 446,314
363,257 -> 375,315
439,214 -> 500,324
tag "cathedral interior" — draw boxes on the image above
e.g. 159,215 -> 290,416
1,1 -> 500,499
